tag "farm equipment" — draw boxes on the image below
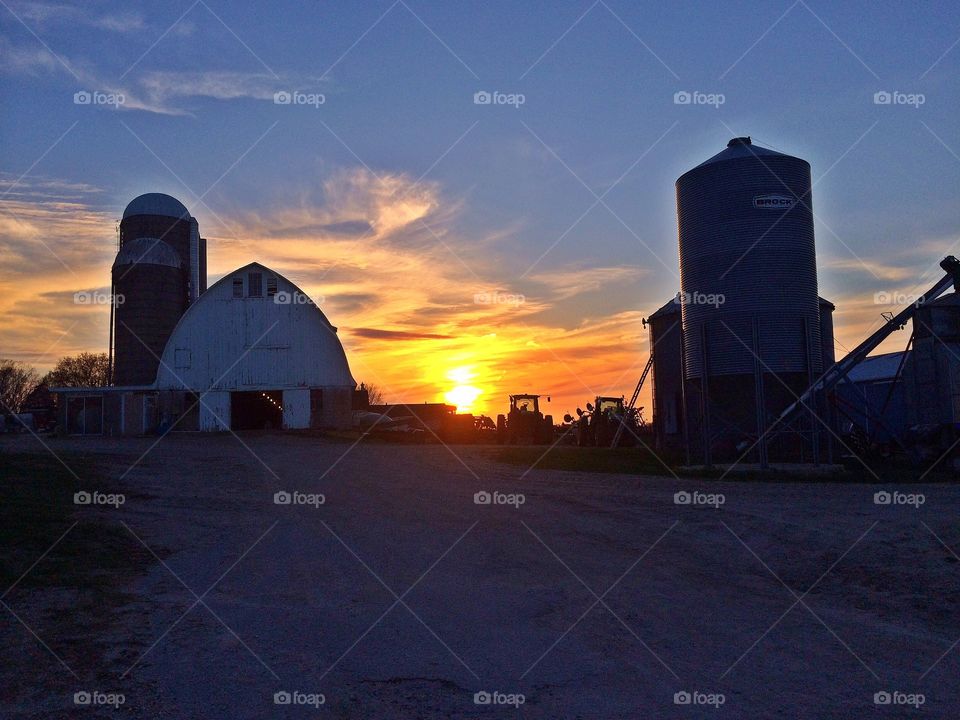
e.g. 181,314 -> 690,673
567,396 -> 644,447
496,394 -> 554,444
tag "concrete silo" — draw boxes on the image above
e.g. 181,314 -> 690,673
110,193 -> 207,385
676,137 -> 824,464
111,238 -> 186,386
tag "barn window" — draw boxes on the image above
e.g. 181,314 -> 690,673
267,276 -> 278,296
248,272 -> 262,297
232,278 -> 243,298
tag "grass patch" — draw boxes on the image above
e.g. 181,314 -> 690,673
0,451 -> 155,591
0,449 -> 165,693
488,446 -> 687,477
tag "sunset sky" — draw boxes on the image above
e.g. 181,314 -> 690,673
1,0 -> 958,417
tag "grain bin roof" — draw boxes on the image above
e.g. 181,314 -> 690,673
680,136 -> 800,179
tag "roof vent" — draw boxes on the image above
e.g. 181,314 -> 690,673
727,136 -> 752,147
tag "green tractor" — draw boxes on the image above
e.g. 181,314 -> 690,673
567,396 -> 643,447
496,394 -> 554,445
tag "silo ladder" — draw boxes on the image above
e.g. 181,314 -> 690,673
611,354 -> 653,448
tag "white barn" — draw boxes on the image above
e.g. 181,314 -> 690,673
155,262 -> 356,431
55,262 -> 358,434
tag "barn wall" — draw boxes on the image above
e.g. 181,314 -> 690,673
200,392 -> 230,431
283,388 -> 310,429
122,393 -> 143,435
316,386 -> 353,429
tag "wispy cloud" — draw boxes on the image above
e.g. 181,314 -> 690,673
528,264 -> 648,301
351,328 -> 454,341
0,35 -> 323,115
91,11 -> 146,32
9,2 -> 145,32
137,70 -> 289,105
821,256 -> 916,282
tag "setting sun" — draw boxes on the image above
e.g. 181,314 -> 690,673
443,366 -> 483,413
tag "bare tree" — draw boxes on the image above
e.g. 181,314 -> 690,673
361,382 -> 385,405
45,352 -> 110,388
0,359 -> 41,413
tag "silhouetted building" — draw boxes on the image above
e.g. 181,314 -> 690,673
55,194 -> 356,434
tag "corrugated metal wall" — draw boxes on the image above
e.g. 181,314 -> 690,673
677,140 -> 820,378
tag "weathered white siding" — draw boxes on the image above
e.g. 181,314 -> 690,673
156,262 -> 355,392
200,391 -> 230,431
283,388 -> 310,429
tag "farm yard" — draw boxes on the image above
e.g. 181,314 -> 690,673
1,432 -> 958,718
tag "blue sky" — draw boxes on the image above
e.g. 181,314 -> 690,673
1,0 -> 958,413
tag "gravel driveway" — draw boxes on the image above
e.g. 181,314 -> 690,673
2,432 -> 958,718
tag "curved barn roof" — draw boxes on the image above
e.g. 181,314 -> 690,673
122,193 -> 191,220
156,262 -> 355,390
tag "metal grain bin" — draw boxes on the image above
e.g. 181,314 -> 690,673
676,137 -> 824,464
677,137 -> 821,379
646,297 -> 684,448
905,293 -> 960,426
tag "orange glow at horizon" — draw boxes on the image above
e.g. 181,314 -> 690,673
443,366 -> 482,413
0,171 -> 939,429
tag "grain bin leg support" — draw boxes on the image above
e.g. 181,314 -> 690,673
680,327 -> 691,467
752,317 -> 768,469
700,323 -> 712,468
805,316 -> 820,466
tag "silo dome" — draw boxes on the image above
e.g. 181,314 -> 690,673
122,193 -> 190,220
677,136 -> 820,378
